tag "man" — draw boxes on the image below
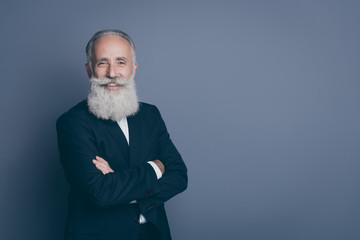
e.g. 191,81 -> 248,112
56,29 -> 188,240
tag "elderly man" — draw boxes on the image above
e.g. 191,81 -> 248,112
56,30 -> 187,240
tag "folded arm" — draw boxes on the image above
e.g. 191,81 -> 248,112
93,156 -> 165,176
56,115 -> 160,208
137,107 -> 188,215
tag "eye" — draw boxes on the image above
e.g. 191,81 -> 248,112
118,61 -> 126,65
97,62 -> 107,67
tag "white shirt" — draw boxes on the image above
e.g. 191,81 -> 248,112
116,117 -> 162,223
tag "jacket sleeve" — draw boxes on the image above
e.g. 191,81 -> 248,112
56,114 -> 160,208
137,107 -> 188,215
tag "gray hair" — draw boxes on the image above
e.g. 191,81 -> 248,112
86,29 -> 136,72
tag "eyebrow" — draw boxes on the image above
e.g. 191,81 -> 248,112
116,57 -> 128,62
95,58 -> 108,63
95,57 -> 128,63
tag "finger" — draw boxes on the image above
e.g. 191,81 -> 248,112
94,164 -> 110,174
93,159 -> 107,167
94,158 -> 112,170
93,160 -> 113,173
96,156 -> 107,162
93,160 -> 107,170
94,161 -> 109,170
93,159 -> 105,166
93,158 -> 114,174
99,169 -> 109,175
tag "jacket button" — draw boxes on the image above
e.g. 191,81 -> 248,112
144,189 -> 154,196
147,203 -> 156,211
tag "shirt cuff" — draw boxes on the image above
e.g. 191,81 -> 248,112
147,161 -> 162,179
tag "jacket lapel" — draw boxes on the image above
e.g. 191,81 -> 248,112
101,120 -> 130,162
127,113 -> 143,167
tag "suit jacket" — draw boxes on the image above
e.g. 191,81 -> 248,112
56,100 -> 188,240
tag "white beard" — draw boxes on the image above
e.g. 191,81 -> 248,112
87,76 -> 139,121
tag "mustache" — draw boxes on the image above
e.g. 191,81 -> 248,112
91,76 -> 129,86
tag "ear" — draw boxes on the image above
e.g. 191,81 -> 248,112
132,62 -> 138,78
85,63 -> 92,78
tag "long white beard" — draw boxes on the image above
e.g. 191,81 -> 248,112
87,76 -> 139,121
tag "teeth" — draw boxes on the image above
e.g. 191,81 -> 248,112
107,83 -> 117,86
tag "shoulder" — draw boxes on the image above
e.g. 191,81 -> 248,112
56,100 -> 96,128
138,102 -> 159,112
137,102 -> 162,118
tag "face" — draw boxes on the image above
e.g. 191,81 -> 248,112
86,35 -> 137,90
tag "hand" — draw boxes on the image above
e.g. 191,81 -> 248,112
153,159 -> 165,175
92,156 -> 114,175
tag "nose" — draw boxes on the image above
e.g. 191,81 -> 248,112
106,64 -> 116,78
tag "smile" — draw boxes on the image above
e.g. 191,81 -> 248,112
103,83 -> 121,90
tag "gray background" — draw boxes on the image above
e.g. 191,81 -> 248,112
1,0 -> 359,239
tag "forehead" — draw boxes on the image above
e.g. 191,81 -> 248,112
92,35 -> 133,59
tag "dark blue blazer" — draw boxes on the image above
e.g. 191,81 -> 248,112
56,100 -> 187,240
